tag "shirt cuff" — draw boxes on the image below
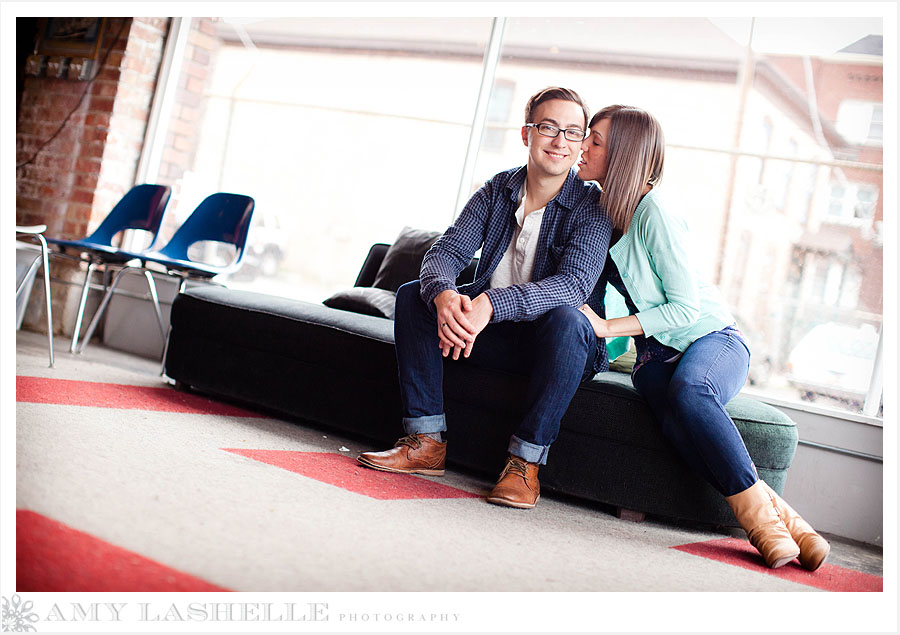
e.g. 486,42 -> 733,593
483,287 -> 511,322
421,280 -> 457,306
634,307 -> 669,339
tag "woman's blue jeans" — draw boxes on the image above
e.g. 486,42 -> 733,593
631,326 -> 758,496
394,281 -> 599,465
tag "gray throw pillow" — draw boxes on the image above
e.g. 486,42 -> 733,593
323,287 -> 396,319
372,226 -> 441,292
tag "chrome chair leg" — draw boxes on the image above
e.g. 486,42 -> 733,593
35,233 -> 54,368
77,267 -> 137,354
142,270 -> 168,345
70,261 -> 97,354
159,325 -> 173,377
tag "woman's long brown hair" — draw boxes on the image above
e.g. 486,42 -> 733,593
590,105 -> 665,232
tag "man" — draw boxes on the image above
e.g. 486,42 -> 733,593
357,86 -> 612,509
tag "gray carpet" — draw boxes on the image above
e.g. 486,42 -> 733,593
9,329 -> 891,631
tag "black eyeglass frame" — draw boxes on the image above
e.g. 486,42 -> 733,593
524,122 -> 587,142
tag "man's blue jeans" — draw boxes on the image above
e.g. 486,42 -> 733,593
631,326 -> 758,497
394,281 -> 599,465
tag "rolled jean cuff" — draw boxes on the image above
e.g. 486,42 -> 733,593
508,435 -> 550,465
402,414 -> 447,435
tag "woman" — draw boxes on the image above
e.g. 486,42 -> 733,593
576,104 -> 829,570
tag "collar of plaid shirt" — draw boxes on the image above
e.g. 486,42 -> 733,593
501,166 -> 585,213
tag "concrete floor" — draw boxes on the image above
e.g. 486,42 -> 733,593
9,328 -> 892,630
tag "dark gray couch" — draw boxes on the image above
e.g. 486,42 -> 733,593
164,243 -> 799,527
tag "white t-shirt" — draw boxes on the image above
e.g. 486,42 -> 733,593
490,184 -> 545,289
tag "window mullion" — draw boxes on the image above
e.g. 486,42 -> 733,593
453,17 -> 507,220
863,326 -> 884,416
135,17 -> 192,187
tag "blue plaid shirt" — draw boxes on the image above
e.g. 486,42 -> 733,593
420,166 -> 613,373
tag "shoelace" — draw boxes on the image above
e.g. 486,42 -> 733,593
502,457 -> 529,478
395,434 -> 422,450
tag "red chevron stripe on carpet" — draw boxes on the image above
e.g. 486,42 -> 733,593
16,376 -> 263,417
16,510 -> 230,592
223,449 -> 482,500
672,537 -> 882,592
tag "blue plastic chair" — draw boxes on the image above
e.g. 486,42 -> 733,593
47,184 -> 171,352
130,192 -> 256,279
76,192 -> 255,362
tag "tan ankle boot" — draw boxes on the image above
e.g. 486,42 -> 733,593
760,481 -> 830,571
725,480 -> 800,569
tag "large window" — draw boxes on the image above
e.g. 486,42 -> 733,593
148,17 -> 492,301
144,16 -> 884,419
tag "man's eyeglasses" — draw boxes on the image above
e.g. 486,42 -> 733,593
525,123 -> 587,142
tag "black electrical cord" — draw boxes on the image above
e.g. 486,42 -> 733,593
16,18 -> 129,171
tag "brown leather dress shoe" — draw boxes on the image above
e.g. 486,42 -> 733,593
486,455 -> 540,509
357,434 -> 446,476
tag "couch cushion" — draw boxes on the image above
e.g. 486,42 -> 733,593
173,286 -> 394,347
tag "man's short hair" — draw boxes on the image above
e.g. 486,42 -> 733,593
524,87 -> 589,128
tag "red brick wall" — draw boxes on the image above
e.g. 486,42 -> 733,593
16,17 -> 170,238
771,56 -> 883,122
14,17 -> 226,337
93,18 -> 171,230
15,17 -> 170,334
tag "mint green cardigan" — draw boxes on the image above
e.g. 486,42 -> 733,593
607,188 -> 734,352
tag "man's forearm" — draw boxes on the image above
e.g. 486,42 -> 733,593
420,183 -> 493,305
